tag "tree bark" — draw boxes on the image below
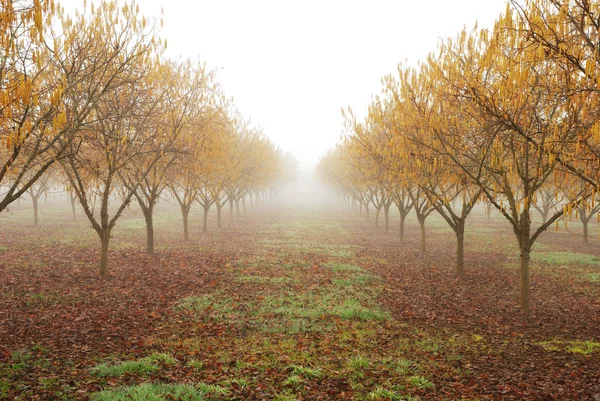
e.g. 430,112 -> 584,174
182,205 -> 190,241
70,196 -> 77,221
229,198 -> 234,221
519,218 -> 531,315
399,213 -> 406,243
203,206 -> 210,233
419,217 -> 426,257
456,220 -> 465,276
580,209 -> 589,244
236,198 -> 241,217
100,234 -> 109,279
384,205 -> 390,233
374,206 -> 381,227
32,197 -> 39,226
217,204 -> 223,229
143,207 -> 154,255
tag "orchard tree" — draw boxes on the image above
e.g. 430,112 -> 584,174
511,0 -> 600,187
426,13 -> 592,312
1,0 -> 71,213
61,0 -> 166,278
125,60 -> 217,254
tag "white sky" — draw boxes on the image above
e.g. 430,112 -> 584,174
60,0 -> 508,171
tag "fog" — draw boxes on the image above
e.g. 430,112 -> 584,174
57,0 -> 507,172
274,170 -> 336,206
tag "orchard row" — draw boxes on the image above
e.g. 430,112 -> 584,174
0,1 -> 298,277
319,0 -> 600,314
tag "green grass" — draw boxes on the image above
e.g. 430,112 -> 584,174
289,364 -> 322,379
195,383 -> 230,396
91,353 -> 176,377
273,392 -> 297,401
333,274 -> 372,286
408,375 -> 434,389
532,252 -> 600,266
262,239 -> 354,258
393,359 -> 416,374
583,273 -> 600,283
415,339 -> 440,353
177,293 -> 236,321
91,360 -> 158,377
255,290 -> 389,333
367,387 -> 408,400
333,299 -> 389,320
92,383 -> 207,401
567,340 -> 600,354
9,350 -> 32,372
221,377 -> 249,390
236,276 -> 295,284
187,359 -> 204,371
323,262 -> 364,273
0,378 -> 9,398
537,339 -> 600,354
282,374 -> 304,387
348,355 -> 369,371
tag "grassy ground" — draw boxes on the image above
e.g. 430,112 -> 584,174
1,200 -> 600,400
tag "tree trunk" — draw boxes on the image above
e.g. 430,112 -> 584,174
143,207 -> 154,255
456,220 -> 465,276
419,217 -> 426,257
580,209 -> 589,244
242,197 -> 246,212
365,204 -> 370,221
229,198 -> 234,221
100,234 -> 109,279
71,196 -> 77,221
541,210 -> 548,225
519,220 -> 531,315
182,206 -> 190,241
384,205 -> 390,233
250,195 -> 253,208
217,204 -> 222,229
399,213 -> 406,243
236,198 -> 241,217
374,206 -> 381,227
32,197 -> 39,226
203,206 -> 209,233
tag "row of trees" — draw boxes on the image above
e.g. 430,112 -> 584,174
319,0 -> 600,314
1,0 -> 296,277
